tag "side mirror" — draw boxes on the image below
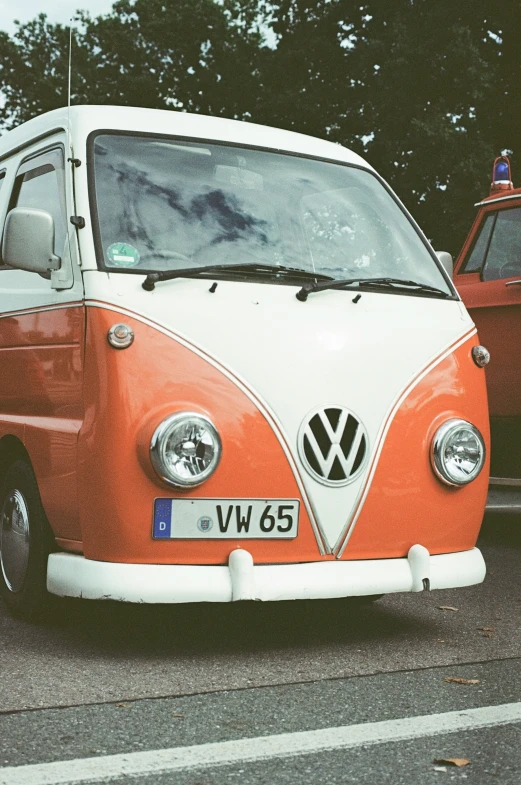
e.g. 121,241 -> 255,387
436,251 -> 453,280
2,207 -> 61,275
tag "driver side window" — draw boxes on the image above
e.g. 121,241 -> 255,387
9,148 -> 67,258
481,207 -> 521,281
0,147 -> 67,296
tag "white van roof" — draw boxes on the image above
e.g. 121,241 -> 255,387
0,105 -> 370,169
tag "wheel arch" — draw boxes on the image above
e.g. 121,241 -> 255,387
0,435 -> 32,482
0,436 -> 57,549
0,438 -> 57,617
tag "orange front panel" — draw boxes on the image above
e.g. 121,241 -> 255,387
0,305 -> 84,541
342,337 -> 489,559
78,307 -> 322,564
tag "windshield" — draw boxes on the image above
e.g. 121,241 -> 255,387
90,133 -> 451,294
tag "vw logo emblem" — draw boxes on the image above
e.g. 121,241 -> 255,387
298,406 -> 368,486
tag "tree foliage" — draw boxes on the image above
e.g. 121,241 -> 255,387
0,0 -> 518,253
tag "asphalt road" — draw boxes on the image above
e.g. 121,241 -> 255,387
0,514 -> 520,783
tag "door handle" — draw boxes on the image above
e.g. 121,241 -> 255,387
504,280 -> 521,287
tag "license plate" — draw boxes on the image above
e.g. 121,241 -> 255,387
153,498 -> 299,539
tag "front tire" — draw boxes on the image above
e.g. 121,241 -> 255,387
0,460 -> 54,618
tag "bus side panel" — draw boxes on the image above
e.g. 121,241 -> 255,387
0,305 -> 84,542
342,336 -> 489,559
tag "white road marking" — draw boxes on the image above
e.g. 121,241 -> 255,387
1,702 -> 520,785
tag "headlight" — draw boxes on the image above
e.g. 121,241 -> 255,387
431,419 -> 485,487
150,412 -> 222,487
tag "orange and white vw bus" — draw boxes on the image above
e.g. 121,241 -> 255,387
0,106 -> 489,617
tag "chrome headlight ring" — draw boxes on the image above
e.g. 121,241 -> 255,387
431,418 -> 486,487
150,412 -> 222,488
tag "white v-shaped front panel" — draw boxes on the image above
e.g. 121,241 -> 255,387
86,273 -> 473,551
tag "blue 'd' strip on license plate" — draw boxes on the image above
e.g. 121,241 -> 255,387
153,498 -> 299,539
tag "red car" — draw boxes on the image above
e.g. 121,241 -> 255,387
454,157 -> 521,512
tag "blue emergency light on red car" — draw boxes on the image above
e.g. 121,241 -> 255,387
490,155 -> 513,193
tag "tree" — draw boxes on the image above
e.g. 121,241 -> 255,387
0,0 -> 264,128
242,0 -> 370,144
228,0 -> 505,252
0,0 -> 519,254
350,0 -> 499,253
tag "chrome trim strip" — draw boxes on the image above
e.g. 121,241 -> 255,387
0,302 -> 83,320
489,477 -> 521,487
85,300 -> 329,555
474,193 -> 521,207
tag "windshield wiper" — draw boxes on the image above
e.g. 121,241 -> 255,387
296,276 -> 451,302
142,263 -> 334,291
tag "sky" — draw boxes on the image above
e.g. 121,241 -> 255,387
0,0 -> 116,34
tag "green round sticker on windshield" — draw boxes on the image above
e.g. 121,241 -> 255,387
107,242 -> 140,267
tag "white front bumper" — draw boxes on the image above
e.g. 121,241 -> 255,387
47,545 -> 486,604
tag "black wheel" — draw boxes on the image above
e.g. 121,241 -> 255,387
0,460 -> 54,618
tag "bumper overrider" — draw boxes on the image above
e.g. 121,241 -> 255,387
47,545 -> 485,603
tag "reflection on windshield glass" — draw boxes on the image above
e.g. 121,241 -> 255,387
92,134 -> 449,293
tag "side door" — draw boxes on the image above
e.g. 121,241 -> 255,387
454,200 -> 521,477
0,140 -> 85,544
